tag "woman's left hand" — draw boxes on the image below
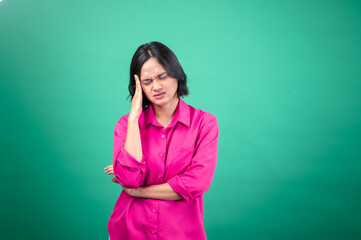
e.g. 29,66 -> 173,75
104,165 -> 114,175
121,185 -> 142,198
106,168 -> 142,197
110,177 -> 119,183
109,177 -> 140,197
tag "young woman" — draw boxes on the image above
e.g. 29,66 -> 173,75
104,41 -> 219,240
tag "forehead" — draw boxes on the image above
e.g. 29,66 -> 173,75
140,57 -> 166,78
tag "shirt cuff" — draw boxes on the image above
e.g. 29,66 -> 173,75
167,175 -> 193,202
116,145 -> 147,171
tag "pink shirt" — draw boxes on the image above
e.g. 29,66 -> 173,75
108,97 -> 219,240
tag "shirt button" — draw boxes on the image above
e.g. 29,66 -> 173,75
158,174 -> 162,178
151,230 -> 156,234
152,209 -> 156,213
159,153 -> 164,157
161,134 -> 165,138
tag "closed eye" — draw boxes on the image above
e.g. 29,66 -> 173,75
141,72 -> 168,84
159,73 -> 168,79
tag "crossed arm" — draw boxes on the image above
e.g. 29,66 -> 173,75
109,113 -> 219,202
105,165 -> 182,200
123,182 -> 183,200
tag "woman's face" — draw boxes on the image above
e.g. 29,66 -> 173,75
139,57 -> 178,106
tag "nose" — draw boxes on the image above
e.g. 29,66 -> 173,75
152,78 -> 162,90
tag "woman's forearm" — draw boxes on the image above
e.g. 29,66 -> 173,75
124,117 -> 143,163
122,117 -> 181,200
137,183 -> 183,201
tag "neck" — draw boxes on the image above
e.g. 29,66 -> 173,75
153,97 -> 179,121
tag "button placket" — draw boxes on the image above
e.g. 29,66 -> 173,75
158,130 -> 167,184
150,206 -> 158,234
149,130 -> 163,237
160,133 -> 166,159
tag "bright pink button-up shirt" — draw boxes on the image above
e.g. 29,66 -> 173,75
108,97 -> 219,240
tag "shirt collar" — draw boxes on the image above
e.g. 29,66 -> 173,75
140,97 -> 190,129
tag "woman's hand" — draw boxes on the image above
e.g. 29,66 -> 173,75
110,177 -> 119,183
104,165 -> 114,175
109,177 -> 142,197
104,165 -> 141,197
104,165 -> 120,183
121,185 -> 142,198
129,74 -> 143,120
106,74 -> 143,195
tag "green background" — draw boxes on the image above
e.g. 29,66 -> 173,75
1,0 -> 360,239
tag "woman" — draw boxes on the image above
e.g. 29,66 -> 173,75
104,41 -> 219,240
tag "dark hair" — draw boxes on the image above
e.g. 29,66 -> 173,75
126,41 -> 189,110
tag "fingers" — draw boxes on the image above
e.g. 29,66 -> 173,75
134,74 -> 140,84
134,74 -> 142,93
104,165 -> 114,174
111,177 -> 120,184
134,74 -> 138,87
104,166 -> 112,171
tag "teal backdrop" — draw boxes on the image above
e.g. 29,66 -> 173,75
1,0 -> 360,239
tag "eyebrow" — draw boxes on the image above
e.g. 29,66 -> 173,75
142,72 -> 167,82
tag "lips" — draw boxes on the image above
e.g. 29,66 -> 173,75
154,92 -> 165,97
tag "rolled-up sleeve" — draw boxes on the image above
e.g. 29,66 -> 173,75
112,116 -> 147,189
167,113 -> 219,202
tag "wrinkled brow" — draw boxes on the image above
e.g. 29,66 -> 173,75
142,72 -> 167,82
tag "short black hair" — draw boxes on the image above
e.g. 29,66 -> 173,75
126,41 -> 189,110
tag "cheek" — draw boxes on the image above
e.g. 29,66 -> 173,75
142,87 -> 151,97
168,79 -> 178,91
173,81 -> 179,91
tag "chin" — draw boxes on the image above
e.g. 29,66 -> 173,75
152,98 -> 167,105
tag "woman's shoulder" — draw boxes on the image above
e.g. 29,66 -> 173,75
114,112 -> 131,129
188,104 -> 218,127
117,112 -> 130,123
115,111 -> 145,128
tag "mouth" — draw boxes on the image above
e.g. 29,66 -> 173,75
154,92 -> 166,97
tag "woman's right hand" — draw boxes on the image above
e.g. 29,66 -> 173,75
129,74 -> 143,119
